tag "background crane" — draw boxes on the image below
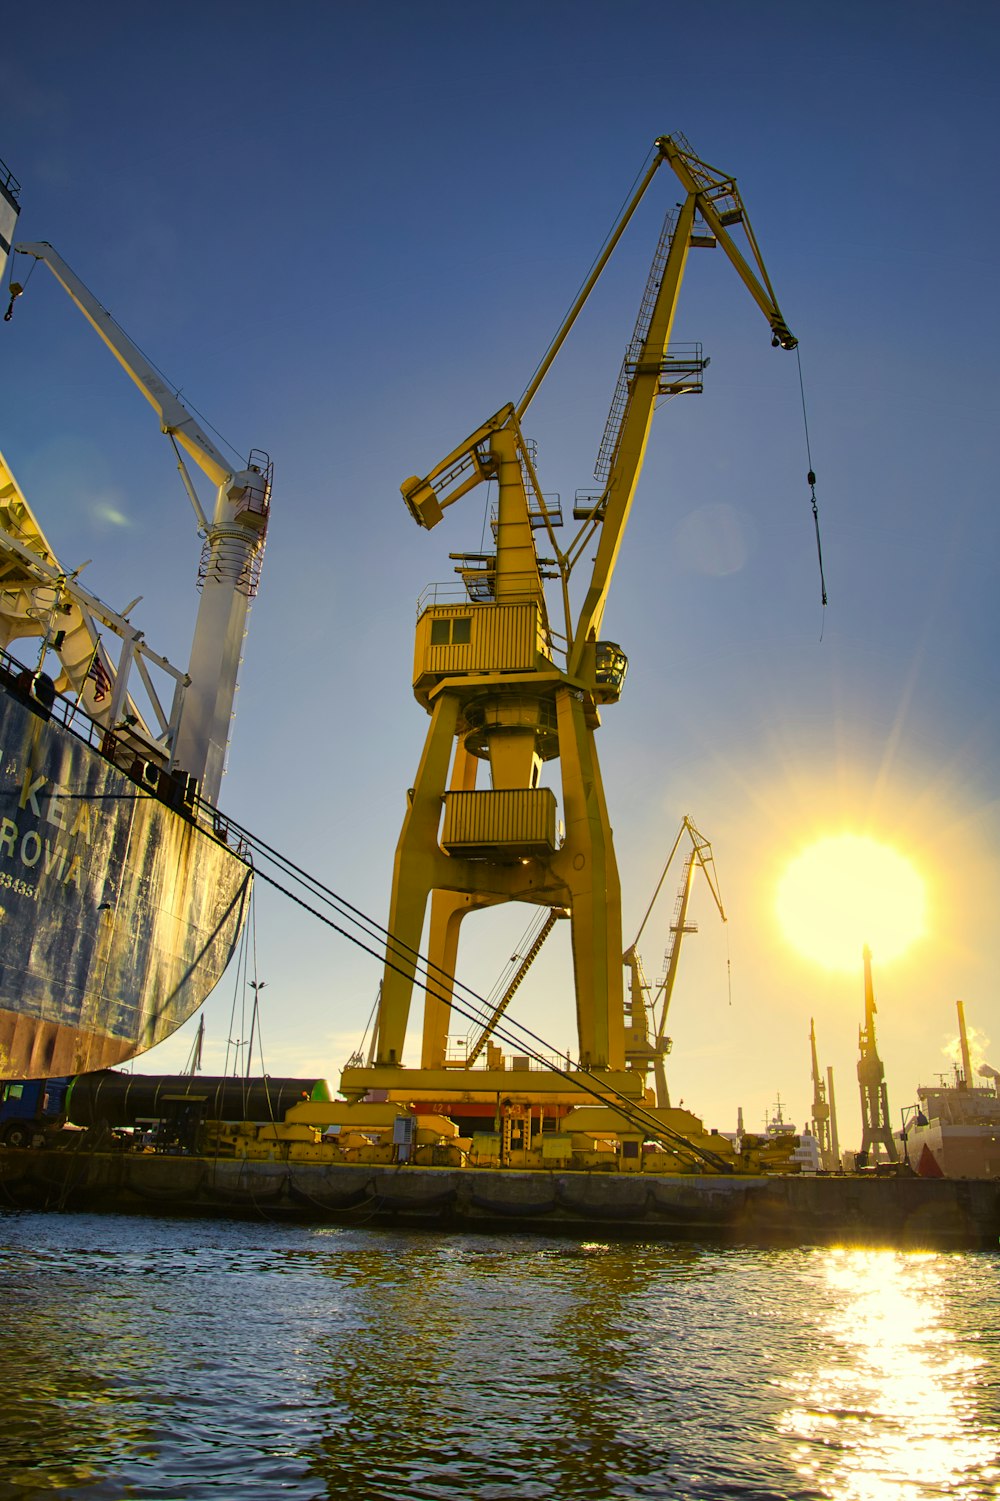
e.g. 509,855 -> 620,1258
857,945 -> 897,1163
624,817 -> 727,1107
808,1018 -> 837,1170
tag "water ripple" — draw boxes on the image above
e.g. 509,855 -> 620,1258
0,1214 -> 997,1499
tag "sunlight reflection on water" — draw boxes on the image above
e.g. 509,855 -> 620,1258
0,1216 -> 997,1500
779,1249 -> 1000,1501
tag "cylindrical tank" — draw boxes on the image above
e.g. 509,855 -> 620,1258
65,1073 -> 331,1128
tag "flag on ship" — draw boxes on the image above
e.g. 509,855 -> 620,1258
86,647 -> 112,703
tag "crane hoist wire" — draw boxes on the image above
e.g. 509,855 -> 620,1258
795,345 -> 828,615
6,247 -> 247,470
514,141 -> 827,630
219,807 -> 566,1057
517,141 -> 659,415
216,808 -> 732,1172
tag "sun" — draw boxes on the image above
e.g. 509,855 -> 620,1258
776,833 -> 927,973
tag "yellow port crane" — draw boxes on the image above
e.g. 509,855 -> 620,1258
343,133 -> 796,1107
624,817 -> 726,1107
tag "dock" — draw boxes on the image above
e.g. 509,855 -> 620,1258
2,1149 -> 997,1250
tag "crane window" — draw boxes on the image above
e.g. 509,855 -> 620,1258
430,617 -> 472,646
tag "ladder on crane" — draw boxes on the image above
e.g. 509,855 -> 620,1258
466,907 -> 568,1065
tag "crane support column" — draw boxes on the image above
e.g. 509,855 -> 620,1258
551,684 -> 624,1069
376,692 -> 461,1065
419,738 -> 483,1068
420,888 -> 504,1068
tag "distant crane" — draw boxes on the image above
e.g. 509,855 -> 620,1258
956,998 -> 974,1087
623,816 -> 727,1107
808,1017 -> 836,1170
857,945 -> 897,1163
184,1015 -> 206,1077
827,1065 -> 841,1169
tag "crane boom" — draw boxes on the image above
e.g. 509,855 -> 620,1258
14,242 -> 234,488
568,135 -> 794,674
9,241 -> 272,804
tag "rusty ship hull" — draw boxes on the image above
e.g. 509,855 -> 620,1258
0,671 -> 252,1079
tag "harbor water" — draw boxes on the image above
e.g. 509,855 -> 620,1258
1,1212 -> 998,1499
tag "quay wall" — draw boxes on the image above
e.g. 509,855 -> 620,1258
2,1150 -> 998,1249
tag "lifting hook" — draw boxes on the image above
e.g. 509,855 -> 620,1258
3,281 -> 23,321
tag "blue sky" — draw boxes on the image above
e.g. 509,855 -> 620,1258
2,1 -> 998,1143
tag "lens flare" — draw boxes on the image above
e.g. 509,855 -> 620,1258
776,833 -> 926,973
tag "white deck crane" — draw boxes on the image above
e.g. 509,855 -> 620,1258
7,242 -> 271,805
344,133 -> 795,1107
624,817 -> 727,1107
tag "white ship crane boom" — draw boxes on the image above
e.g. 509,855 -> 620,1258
11,241 -> 272,804
14,243 -> 233,486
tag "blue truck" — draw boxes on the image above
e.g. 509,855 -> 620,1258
0,1078 -> 69,1147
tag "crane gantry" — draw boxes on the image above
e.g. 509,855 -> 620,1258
343,133 -> 796,1106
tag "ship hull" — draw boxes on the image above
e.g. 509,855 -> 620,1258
900,1120 -> 1000,1180
0,682 -> 251,1078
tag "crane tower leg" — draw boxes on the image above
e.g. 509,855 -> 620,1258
551,686 -> 625,1069
653,1056 -> 671,1110
418,729 -> 505,1068
420,888 -> 504,1068
374,680 -> 625,1073
375,693 -> 460,1064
